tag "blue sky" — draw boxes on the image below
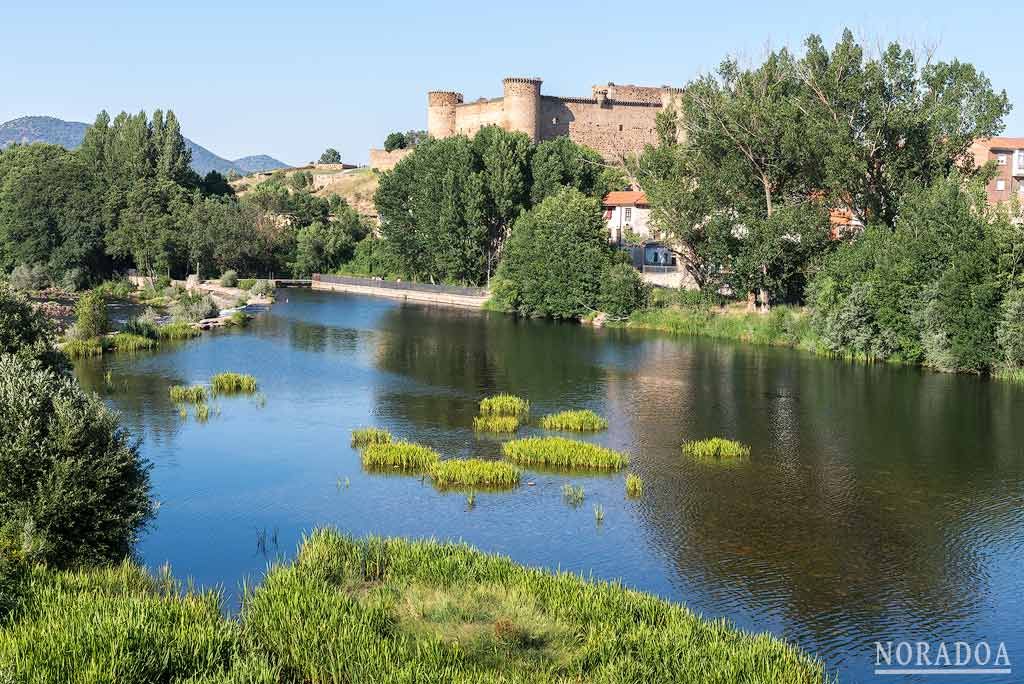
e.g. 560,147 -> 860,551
4,1 -> 1022,165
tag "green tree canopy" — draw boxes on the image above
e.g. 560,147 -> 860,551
318,148 -> 342,164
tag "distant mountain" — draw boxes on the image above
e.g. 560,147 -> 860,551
0,115 -> 289,176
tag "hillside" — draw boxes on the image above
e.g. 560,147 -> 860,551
0,115 -> 288,176
232,166 -> 380,217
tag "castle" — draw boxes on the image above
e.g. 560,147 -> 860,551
427,77 -> 683,160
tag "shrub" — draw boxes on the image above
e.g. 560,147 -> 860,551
220,270 -> 239,288
384,131 -> 408,152
9,264 -> 49,291
600,262 -> 649,318
170,292 -> 219,323
0,284 -> 67,372
361,441 -> 440,472
478,394 -> 529,418
996,288 -> 1024,369
494,188 -> 612,319
539,409 -> 608,432
123,316 -> 158,340
210,372 -> 258,394
429,459 -> 520,489
94,279 -> 135,300
0,354 -> 153,568
168,385 -> 207,404
502,437 -> 628,470
250,279 -> 274,297
350,427 -> 392,448
472,415 -> 520,433
682,437 -> 751,463
625,474 -> 644,498
237,278 -> 256,290
74,290 -> 108,339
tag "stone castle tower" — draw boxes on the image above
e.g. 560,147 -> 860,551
426,76 -> 682,160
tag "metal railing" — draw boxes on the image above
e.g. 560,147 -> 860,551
313,274 -> 488,298
642,264 -> 679,274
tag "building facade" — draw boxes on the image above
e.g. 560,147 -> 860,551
970,137 -> 1024,206
427,78 -> 683,161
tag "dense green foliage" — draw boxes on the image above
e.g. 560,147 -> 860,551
0,284 -> 67,372
478,393 -> 529,417
375,128 -> 621,286
0,530 -> 826,683
0,354 -> 153,569
73,289 -> 108,339
318,147 -> 342,164
472,415 -> 520,433
350,427 -> 393,448
683,438 -> 752,463
809,176 -> 1023,374
361,441 -> 441,472
635,30 -> 1009,309
291,204 -> 369,277
494,188 -> 613,318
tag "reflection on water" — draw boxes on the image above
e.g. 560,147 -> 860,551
74,289 -> 1024,683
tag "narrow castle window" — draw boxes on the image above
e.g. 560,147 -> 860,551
618,124 -> 623,131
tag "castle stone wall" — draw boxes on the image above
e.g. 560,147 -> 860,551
369,148 -> 414,171
425,77 -> 679,161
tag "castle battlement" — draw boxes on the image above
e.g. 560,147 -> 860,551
426,77 -> 682,160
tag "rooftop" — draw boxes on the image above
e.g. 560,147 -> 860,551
602,191 -> 648,207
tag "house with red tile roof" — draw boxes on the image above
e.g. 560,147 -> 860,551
970,137 -> 1024,206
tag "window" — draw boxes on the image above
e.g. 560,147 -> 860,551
624,207 -> 632,223
997,154 -> 1008,166
618,124 -> 623,131
996,179 -> 1006,191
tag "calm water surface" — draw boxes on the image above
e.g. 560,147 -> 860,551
74,288 -> 1024,683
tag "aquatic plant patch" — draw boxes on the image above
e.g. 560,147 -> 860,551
429,458 -> 521,489
351,427 -> 393,448
478,393 -> 529,418
539,409 -> 608,432
472,414 -> 520,433
682,437 -> 751,463
168,385 -> 207,404
362,441 -> 440,472
109,333 -> 156,352
625,473 -> 644,498
157,321 -> 201,340
562,483 -> 585,506
62,337 -> 104,358
210,372 -> 258,395
502,437 -> 628,470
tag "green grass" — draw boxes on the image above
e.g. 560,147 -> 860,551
109,332 -> 157,352
62,337 -> 104,358
502,437 -> 628,471
168,384 -> 207,404
618,304 -> 821,352
625,473 -> 644,498
683,437 -> 752,463
0,531 -> 827,683
539,409 -> 608,432
194,403 -> 211,422
237,278 -> 257,290
350,427 -> 393,448
361,441 -> 441,472
210,372 -> 258,395
561,483 -> 585,506
472,414 -> 520,433
429,459 -> 521,489
478,393 -> 529,418
157,321 -> 201,340
593,504 -> 605,523
237,529 -> 827,683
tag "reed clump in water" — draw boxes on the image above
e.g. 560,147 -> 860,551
210,373 -> 257,395
429,459 -> 520,489
682,437 -> 751,463
62,338 -> 104,358
157,321 -> 200,340
168,385 -> 207,404
625,474 -> 644,498
361,441 -> 440,472
539,410 -> 608,432
561,483 -> 585,506
502,437 -> 628,471
350,428 -> 393,448
478,394 -> 529,418
472,415 -> 520,433
110,333 -> 157,352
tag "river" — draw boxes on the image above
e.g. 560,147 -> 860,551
73,288 -> 1024,683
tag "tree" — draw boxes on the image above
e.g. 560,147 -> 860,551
494,188 -> 611,319
291,207 -> 368,277
73,290 -> 108,339
201,170 -> 233,197
0,354 -> 153,568
600,261 -> 650,318
529,137 -> 608,204
384,132 -> 408,152
318,148 -> 342,164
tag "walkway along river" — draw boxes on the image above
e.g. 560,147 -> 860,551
73,287 -> 1024,683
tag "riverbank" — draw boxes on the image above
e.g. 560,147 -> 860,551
312,273 -> 490,308
0,529 -> 828,683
